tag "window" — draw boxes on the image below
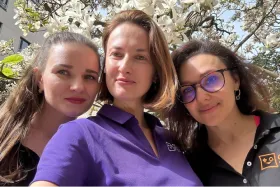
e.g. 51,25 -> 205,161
0,22 -> 2,36
0,0 -> 8,10
30,0 -> 41,5
18,37 -> 30,51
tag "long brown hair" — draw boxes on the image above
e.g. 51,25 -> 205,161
0,31 -> 100,184
98,10 -> 178,111
165,40 -> 271,151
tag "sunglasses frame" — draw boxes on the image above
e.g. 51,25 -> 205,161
179,67 -> 237,104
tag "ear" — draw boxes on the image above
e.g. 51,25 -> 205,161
232,73 -> 240,90
33,67 -> 44,91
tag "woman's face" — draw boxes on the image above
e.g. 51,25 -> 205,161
38,43 -> 100,118
105,23 -> 155,104
179,54 -> 240,126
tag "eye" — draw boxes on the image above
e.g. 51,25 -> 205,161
111,52 -> 123,58
183,86 -> 194,93
135,55 -> 147,60
84,74 -> 97,80
57,70 -> 69,76
202,73 -> 219,86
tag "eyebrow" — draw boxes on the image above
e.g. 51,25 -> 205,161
136,48 -> 148,52
180,69 -> 219,85
85,69 -> 99,76
54,64 -> 99,75
55,64 -> 72,69
200,69 -> 217,78
109,46 -> 148,52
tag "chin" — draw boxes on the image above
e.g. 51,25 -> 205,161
196,116 -> 217,126
64,111 -> 84,118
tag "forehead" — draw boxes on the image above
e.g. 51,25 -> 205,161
179,54 -> 226,83
46,43 -> 99,69
106,23 -> 149,50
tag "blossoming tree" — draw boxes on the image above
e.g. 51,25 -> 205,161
0,0 -> 279,109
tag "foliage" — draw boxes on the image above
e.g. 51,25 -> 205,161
251,50 -> 280,111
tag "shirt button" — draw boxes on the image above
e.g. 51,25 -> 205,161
254,145 -> 257,149
243,178 -> 248,184
247,161 -> 252,166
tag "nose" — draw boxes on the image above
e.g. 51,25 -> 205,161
70,77 -> 85,93
118,56 -> 132,74
195,85 -> 211,103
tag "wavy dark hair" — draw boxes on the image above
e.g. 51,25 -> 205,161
164,40 -> 271,151
0,31 -> 100,184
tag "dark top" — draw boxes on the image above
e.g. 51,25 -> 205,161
186,111 -> 280,186
0,143 -> 39,186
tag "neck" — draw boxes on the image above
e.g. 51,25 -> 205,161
31,103 -> 74,138
113,99 -> 147,128
207,107 -> 256,147
22,102 -> 75,156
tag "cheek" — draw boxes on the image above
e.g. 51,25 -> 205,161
42,78 -> 57,93
184,103 -> 195,113
105,62 -> 117,79
87,84 -> 99,98
219,84 -> 236,102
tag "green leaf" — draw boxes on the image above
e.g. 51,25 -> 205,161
2,67 -> 15,77
1,54 -> 24,64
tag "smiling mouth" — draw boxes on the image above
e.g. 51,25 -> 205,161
65,98 -> 86,104
116,78 -> 135,84
199,104 -> 219,112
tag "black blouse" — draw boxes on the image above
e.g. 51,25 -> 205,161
0,144 -> 39,186
186,111 -> 280,186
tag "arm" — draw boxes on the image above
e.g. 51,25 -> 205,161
30,120 -> 90,186
31,181 -> 57,186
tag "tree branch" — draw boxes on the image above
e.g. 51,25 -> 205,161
234,0 -> 279,52
253,65 -> 279,79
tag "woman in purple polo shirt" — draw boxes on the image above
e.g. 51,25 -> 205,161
31,10 -> 202,186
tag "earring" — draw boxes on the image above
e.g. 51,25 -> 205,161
235,89 -> 241,100
38,87 -> 43,94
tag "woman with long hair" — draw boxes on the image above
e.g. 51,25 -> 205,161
166,40 -> 280,186
0,32 -> 100,185
30,10 -> 202,186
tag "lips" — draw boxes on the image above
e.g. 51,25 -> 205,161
116,77 -> 135,84
65,97 -> 86,104
199,104 -> 219,113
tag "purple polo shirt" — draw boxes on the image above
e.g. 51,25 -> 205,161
33,104 -> 202,186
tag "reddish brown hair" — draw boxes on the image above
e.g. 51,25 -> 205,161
98,10 -> 178,111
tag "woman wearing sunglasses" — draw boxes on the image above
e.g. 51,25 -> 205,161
165,40 -> 280,186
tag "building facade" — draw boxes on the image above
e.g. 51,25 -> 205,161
0,0 -> 44,60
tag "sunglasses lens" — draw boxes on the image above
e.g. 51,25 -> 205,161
181,86 -> 195,103
201,72 -> 224,92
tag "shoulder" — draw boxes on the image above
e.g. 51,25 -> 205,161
254,110 -> 280,128
59,117 -> 104,134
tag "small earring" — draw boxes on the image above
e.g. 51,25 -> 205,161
38,88 -> 43,94
235,89 -> 241,100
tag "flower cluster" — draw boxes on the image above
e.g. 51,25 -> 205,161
0,40 -> 14,56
